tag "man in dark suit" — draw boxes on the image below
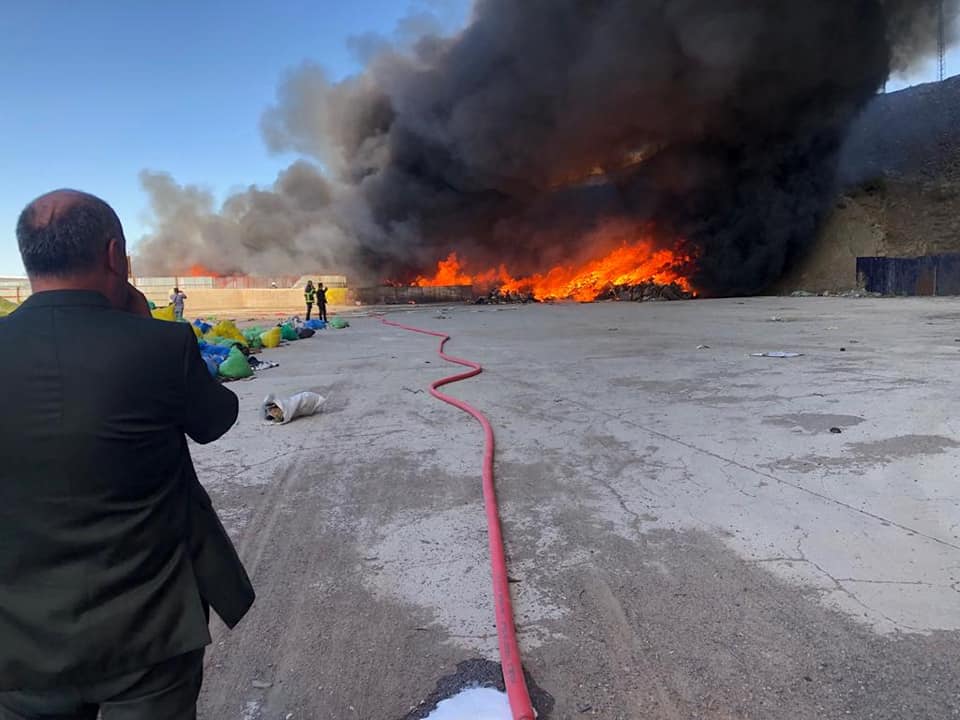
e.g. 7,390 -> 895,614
0,190 -> 255,719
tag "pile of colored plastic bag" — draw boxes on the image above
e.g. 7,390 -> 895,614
151,310 -> 332,381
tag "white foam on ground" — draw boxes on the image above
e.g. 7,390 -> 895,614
423,687 -> 512,720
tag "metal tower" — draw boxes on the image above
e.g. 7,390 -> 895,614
939,0 -> 947,81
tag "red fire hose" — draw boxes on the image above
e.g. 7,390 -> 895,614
381,314 -> 536,720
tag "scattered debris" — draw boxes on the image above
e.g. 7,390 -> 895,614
605,281 -> 694,302
751,351 -> 804,358
251,680 -> 273,689
477,289 -> 535,305
263,392 -> 325,424
830,427 -> 843,434
768,316 -> 784,322
838,290 -> 882,298
248,357 -> 280,372
791,290 -> 816,297
697,344 -> 710,350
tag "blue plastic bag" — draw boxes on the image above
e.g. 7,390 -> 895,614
194,319 -> 212,334
199,340 -> 230,368
304,319 -> 326,330
203,355 -> 219,378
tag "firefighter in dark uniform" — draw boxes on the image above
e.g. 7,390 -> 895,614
304,280 -> 316,321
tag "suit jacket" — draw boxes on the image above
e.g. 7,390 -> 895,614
0,290 -> 254,691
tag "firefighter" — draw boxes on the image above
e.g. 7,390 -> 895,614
316,281 -> 328,323
304,280 -> 316,320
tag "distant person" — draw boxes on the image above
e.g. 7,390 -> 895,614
316,281 -> 328,323
304,280 -> 316,321
0,190 -> 254,719
270,280 -> 278,289
170,286 -> 187,320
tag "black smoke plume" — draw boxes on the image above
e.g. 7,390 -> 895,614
136,0 -> 957,295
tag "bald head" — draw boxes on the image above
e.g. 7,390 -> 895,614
17,190 -> 125,277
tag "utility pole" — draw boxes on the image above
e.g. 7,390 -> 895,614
939,0 -> 947,82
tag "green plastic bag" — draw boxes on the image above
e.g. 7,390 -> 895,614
329,317 -> 350,329
218,346 -> 253,380
203,335 -> 244,349
242,328 -> 264,349
280,323 -> 299,341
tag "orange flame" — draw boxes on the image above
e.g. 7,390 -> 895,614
185,264 -> 217,277
414,253 -> 472,287
414,235 -> 693,302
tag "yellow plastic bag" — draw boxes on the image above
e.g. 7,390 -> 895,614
0,298 -> 18,317
151,305 -> 176,322
260,327 -> 282,349
207,320 -> 246,345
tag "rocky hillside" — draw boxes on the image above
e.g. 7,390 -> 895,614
777,75 -> 960,293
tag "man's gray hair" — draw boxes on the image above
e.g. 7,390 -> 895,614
16,190 -> 124,277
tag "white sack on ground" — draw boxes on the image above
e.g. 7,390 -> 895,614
263,392 -> 325,424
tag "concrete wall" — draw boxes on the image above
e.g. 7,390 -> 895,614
355,285 -> 474,305
142,287 -> 350,314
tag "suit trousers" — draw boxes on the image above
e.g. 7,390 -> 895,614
0,650 -> 204,720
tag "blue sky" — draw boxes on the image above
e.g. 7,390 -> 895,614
0,0 -> 471,275
0,2 -> 954,275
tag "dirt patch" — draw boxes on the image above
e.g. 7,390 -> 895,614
767,434 -> 960,474
845,434 -> 960,462
528,528 -> 960,719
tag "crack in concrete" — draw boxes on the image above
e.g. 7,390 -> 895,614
570,399 -> 960,552
588,436 -> 651,538
834,578 -> 943,587
749,556 -> 807,563
792,532 -> 928,632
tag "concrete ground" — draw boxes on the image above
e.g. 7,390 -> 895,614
192,297 -> 960,720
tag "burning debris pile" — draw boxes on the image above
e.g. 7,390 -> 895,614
477,280 -> 692,305
413,225 -> 694,302
135,0 -> 957,299
605,282 -> 694,303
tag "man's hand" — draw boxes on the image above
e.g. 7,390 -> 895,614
123,284 -> 152,318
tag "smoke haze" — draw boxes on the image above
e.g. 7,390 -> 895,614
136,0 -> 958,295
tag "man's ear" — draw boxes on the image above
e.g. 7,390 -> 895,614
106,238 -> 128,278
